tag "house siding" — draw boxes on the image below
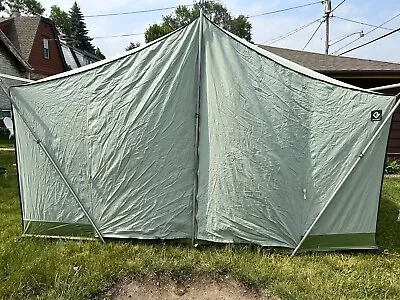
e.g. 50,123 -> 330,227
28,21 -> 65,77
0,45 -> 26,111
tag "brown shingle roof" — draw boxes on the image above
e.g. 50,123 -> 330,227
4,16 -> 40,62
0,29 -> 32,71
259,45 -> 400,74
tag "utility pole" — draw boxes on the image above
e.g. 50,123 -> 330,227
324,0 -> 332,54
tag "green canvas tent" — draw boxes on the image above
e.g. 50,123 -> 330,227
8,15 -> 399,254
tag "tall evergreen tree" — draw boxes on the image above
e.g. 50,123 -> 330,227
69,2 -> 94,54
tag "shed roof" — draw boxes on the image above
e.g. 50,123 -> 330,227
259,45 -> 400,74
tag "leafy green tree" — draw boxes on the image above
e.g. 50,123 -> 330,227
50,5 -> 71,40
144,24 -> 173,43
125,41 -> 140,51
0,0 -> 45,15
95,47 -> 106,59
230,15 -> 252,42
145,1 -> 252,43
69,2 -> 94,54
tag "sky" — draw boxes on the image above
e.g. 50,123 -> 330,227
12,0 -> 400,63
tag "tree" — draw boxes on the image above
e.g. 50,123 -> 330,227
69,2 -> 94,54
125,41 -> 140,51
50,5 -> 71,40
0,0 -> 45,15
95,47 -> 106,59
144,24 -> 172,43
144,1 -> 252,43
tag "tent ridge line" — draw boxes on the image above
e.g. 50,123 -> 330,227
7,96 -> 105,244
290,93 -> 400,257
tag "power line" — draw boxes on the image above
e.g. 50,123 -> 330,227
84,4 -> 193,18
248,1 -> 323,18
339,25 -> 400,55
92,33 -> 144,39
333,16 -> 394,31
302,20 -> 324,50
331,0 -> 346,13
263,19 -> 321,45
329,31 -> 363,46
332,12 -> 400,54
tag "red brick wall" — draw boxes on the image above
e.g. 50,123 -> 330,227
28,20 -> 65,76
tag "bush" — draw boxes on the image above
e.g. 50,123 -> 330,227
385,158 -> 400,174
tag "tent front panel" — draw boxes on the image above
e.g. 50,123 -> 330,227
195,18 -> 395,249
87,20 -> 200,239
10,20 -> 200,239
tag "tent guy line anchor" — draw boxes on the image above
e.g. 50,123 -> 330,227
291,93 -> 400,257
0,83 -> 105,243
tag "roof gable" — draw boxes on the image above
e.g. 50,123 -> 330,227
10,16 -> 41,61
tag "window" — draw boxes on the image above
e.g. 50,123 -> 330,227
0,110 -> 11,118
43,37 -> 50,59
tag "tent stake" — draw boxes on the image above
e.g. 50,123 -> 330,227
291,94 -> 400,257
5,90 -> 105,243
192,1 -> 204,246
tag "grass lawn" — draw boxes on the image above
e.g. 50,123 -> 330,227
0,132 -> 14,148
0,151 -> 400,299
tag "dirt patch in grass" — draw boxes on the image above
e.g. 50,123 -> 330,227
104,275 -> 280,300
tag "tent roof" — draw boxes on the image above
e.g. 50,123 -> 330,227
17,16 -> 382,97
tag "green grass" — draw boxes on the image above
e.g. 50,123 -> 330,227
1,151 -> 400,299
0,132 -> 14,148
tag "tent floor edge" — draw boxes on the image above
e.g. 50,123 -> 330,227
299,232 -> 377,252
23,220 -> 95,238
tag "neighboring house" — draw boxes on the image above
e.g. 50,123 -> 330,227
0,28 -> 32,122
0,12 -> 68,80
260,45 -> 400,157
61,41 -> 100,70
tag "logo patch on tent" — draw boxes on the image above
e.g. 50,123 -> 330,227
371,110 -> 382,121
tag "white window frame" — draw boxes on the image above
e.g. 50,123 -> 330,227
43,37 -> 50,59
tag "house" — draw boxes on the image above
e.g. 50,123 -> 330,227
0,27 -> 32,121
60,41 -> 100,70
0,12 -> 68,80
260,45 -> 400,157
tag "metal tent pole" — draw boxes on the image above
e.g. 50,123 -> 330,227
192,0 -> 204,246
368,82 -> 400,92
2,85 -> 105,243
291,94 -> 400,257
0,73 -> 33,83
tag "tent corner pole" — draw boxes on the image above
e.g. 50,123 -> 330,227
192,1 -> 204,246
290,93 -> 400,257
